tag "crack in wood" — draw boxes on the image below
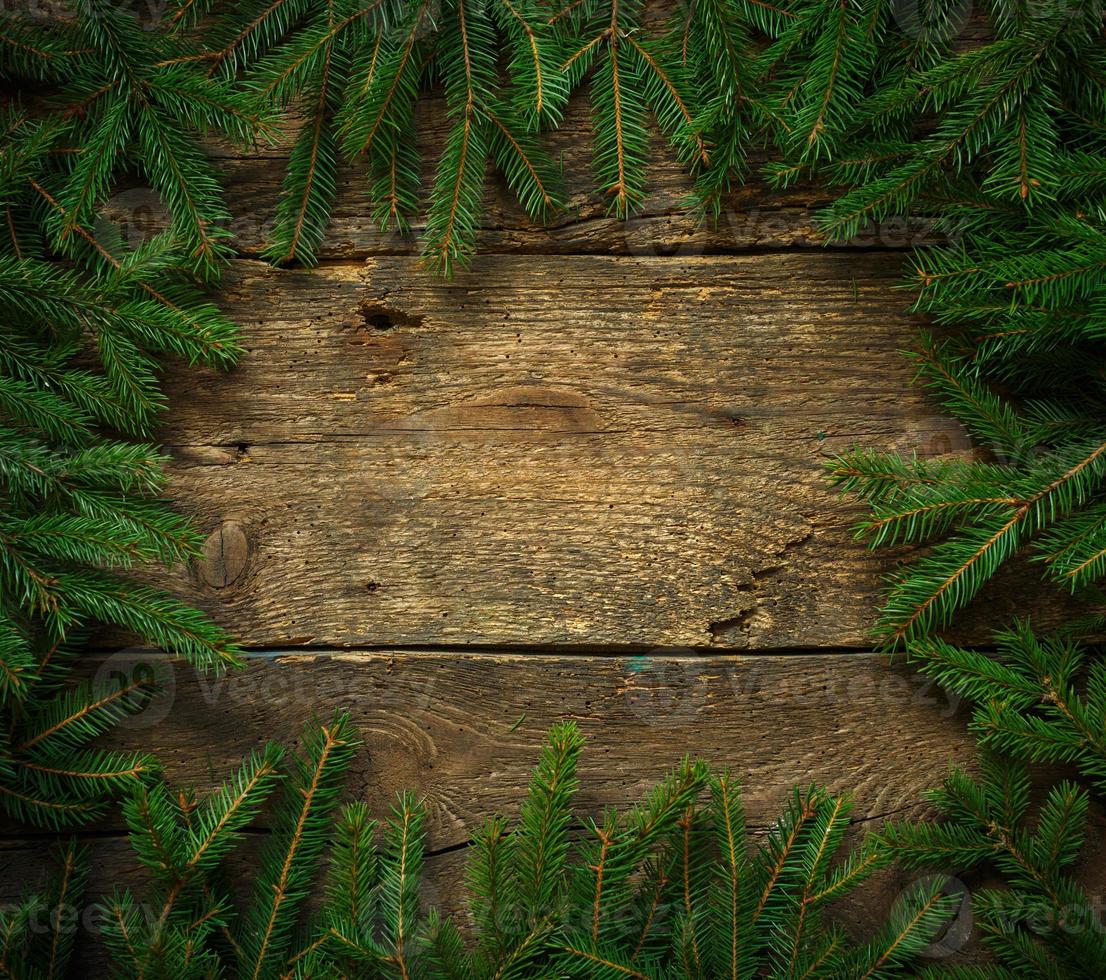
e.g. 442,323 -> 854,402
707,527 -> 816,644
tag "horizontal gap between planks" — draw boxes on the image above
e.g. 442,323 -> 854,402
240,644 -> 883,659
230,243 -> 923,268
79,643 -> 987,661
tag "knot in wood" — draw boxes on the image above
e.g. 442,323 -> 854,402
199,521 -> 250,589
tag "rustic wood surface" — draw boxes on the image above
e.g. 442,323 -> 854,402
98,93 -> 942,261
0,649 -> 990,957
4,650 -> 1103,967
74,650 -> 981,838
149,252 -> 1069,652
202,95 -> 943,260
2,56 -> 1089,965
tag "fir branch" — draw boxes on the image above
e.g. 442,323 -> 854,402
6,720 -> 960,975
881,755 -> 1106,973
239,712 -> 358,978
909,623 -> 1106,795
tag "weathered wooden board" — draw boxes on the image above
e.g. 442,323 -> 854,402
1,8 -> 1074,971
80,650 -> 975,841
108,4 -> 994,263
188,93 -> 942,262
2,648 -> 974,944
4,650 -> 1104,968
207,94 -> 867,258
196,0 -> 995,262
149,252 -> 1068,650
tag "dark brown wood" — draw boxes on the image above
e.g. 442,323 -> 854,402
15,17 -> 1066,967
81,649 -> 971,839
99,93 -> 940,264
3,648 -> 976,935
198,520 -> 251,589
212,95 -> 933,260
4,649 -> 1104,969
147,252 -> 1070,651
104,3 -> 995,265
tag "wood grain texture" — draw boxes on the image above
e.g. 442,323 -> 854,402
4,650 -> 1103,969
2,10 -> 1074,970
106,6 -> 996,264
150,252 -> 1070,650
208,96 -> 851,259
200,8 -> 985,261
82,649 -> 974,841
4,647 -> 977,925
97,94 -> 940,262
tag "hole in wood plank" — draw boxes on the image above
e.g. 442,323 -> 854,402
719,412 -> 748,429
359,301 -> 424,331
